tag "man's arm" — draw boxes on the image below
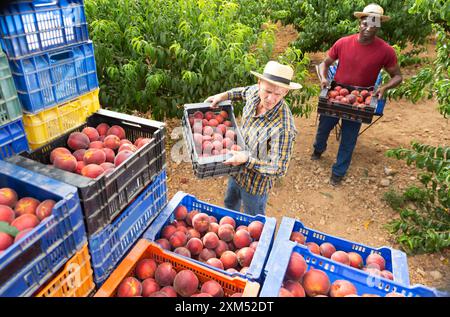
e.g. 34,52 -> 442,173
318,56 -> 337,89
204,87 -> 250,108
375,64 -> 403,99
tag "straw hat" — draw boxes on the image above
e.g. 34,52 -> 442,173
354,4 -> 390,23
250,61 -> 302,90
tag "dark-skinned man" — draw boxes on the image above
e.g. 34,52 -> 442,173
311,3 -> 403,186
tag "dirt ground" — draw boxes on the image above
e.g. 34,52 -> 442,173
162,25 -> 450,292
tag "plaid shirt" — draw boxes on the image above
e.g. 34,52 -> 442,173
227,84 -> 297,196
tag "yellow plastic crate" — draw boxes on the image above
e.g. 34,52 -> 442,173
23,89 -> 100,150
35,243 -> 95,297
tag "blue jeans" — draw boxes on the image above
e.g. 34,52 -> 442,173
224,177 -> 268,216
313,115 -> 362,177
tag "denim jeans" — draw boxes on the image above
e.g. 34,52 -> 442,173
224,176 -> 268,216
313,115 -> 362,177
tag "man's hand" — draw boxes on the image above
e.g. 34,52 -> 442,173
224,150 -> 248,166
375,85 -> 387,99
320,78 -> 330,90
204,92 -> 228,109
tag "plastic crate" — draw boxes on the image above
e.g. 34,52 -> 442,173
34,243 -> 94,297
5,109 -> 166,237
90,169 -> 168,287
0,118 -> 29,160
267,216 -> 410,285
23,89 -> 100,149
143,191 -> 277,283
0,160 -> 86,297
0,50 -> 22,125
182,101 -> 247,178
9,41 -> 98,114
94,239 -> 260,297
0,0 -> 89,60
260,240 -> 445,297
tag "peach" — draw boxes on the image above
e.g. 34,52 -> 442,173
212,140 -> 223,151
100,162 -> 115,171
366,253 -> 386,271
149,291 -> 168,297
208,222 -> 219,234
192,213 -> 210,233
0,232 -> 14,251
348,252 -> 364,269
331,251 -> 350,266
155,262 -> 177,287
191,293 -> 213,297
89,141 -> 104,149
216,124 -> 227,135
161,225 -> 177,240
75,161 -> 86,174
363,266 -> 382,276
319,242 -> 336,259
204,111 -> 214,121
225,130 -> 236,141
214,240 -> 229,258
233,229 -> 252,249
302,268 -> 331,297
173,220 -> 187,229
278,287 -> 294,297
15,197 -> 40,217
186,228 -> 201,240
202,141 -> 213,155
226,268 -> 238,274
169,231 -> 187,249
236,225 -> 248,232
224,120 -> 232,127
119,139 -> 132,146
50,147 -> 71,163
103,135 -> 121,150
81,164 -> 104,179
248,221 -> 264,240
206,258 -> 224,270
35,199 -> 55,221
67,132 -> 90,150
173,270 -> 199,297
174,205 -> 188,220
160,286 -> 178,297
186,237 -> 203,256
72,149 -> 86,162
203,126 -> 214,136
98,135 -> 105,142
83,149 -> 106,165
201,280 -> 224,297
11,214 -> 40,231
220,251 -> 238,269
135,138 -> 152,149
135,258 -> 157,280
284,280 -> 306,297
107,125 -> 126,140
117,277 -> 142,297
141,278 -> 160,297
249,241 -> 258,251
219,217 -> 236,229
101,148 -> 115,163
193,133 -> 203,146
0,188 -> 18,208
227,241 -> 236,252
14,228 -> 33,243
219,110 -> 228,119
193,111 -> 203,120
222,137 -> 234,149
329,280 -> 358,297
286,252 -> 307,281
215,114 -> 224,124
174,247 -> 191,258
212,133 -> 223,142
306,242 -> 321,255
209,119 -> 219,127
118,143 -> 137,153
82,127 -> 99,142
96,123 -> 110,136
186,210 -> 199,226
176,226 -> 187,234
53,154 -> 77,172
236,247 -> 254,267
0,205 -> 15,224
202,232 -> 219,249
114,150 -> 134,167
199,248 -> 216,262
230,144 -> 242,151
381,270 -> 394,280
218,224 -> 235,242
155,239 -> 171,250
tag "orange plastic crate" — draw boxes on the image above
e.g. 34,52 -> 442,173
94,239 -> 260,297
35,243 -> 95,297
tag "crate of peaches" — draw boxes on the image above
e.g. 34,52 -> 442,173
94,239 -> 260,297
317,81 -> 386,124
182,101 -> 246,178
0,160 -> 85,297
143,191 -> 276,283
6,109 -> 166,237
260,240 -> 444,297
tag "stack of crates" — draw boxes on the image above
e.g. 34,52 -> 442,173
0,0 -> 99,151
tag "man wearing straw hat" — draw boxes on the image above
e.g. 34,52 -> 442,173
311,3 -> 403,186
205,61 -> 301,215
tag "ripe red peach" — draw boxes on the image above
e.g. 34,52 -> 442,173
284,280 -> 306,297
302,268 -> 331,297
186,210 -> 200,226
155,239 -> 171,250
35,199 -> 55,221
192,213 -> 210,233
83,148 -> 106,165
206,258 -> 224,270
169,231 -> 187,249
50,147 -> 72,163
15,197 -> 40,216
89,141 -> 104,149
214,240 -> 229,257
81,164 -> 104,179
114,150 -> 134,167
201,280 -> 224,297
96,123 -> 110,136
366,253 -> 386,271
117,277 -> 142,297
319,242 -> 336,258
236,247 -> 255,267
11,214 -> 40,231
82,127 -> 99,142
174,247 -> 191,258
248,221 -> 264,240
135,258 -> 158,280
306,242 -> 321,255
67,132 -> 90,151
218,224 -> 235,242
331,251 -> 351,266
154,262 -> 177,287
103,135 -> 121,150
186,237 -> 203,256
102,148 -> 115,163
220,251 -> 238,269
141,278 -> 160,297
233,229 -> 252,249
329,280 -> 358,297
107,125 -> 126,140
72,149 -> 86,162
0,205 -> 15,224
53,154 -> 77,172
0,232 -> 14,251
348,252 -> 364,269
0,188 -> 18,208
174,205 -> 188,220
198,248 -> 216,262
285,252 -> 307,281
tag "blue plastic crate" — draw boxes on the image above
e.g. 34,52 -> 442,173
9,41 -> 98,113
89,169 -> 168,287
0,160 -> 86,297
328,63 -> 386,116
260,240 -> 445,297
0,0 -> 89,60
143,191 -> 277,283
268,217 -> 410,286
0,118 -> 29,160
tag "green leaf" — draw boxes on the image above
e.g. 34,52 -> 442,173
0,221 -> 19,237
